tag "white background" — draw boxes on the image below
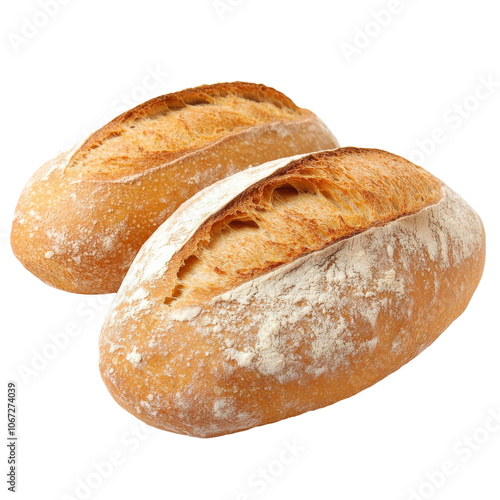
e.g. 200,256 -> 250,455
1,1 -> 499,499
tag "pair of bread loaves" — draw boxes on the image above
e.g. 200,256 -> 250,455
11,82 -> 486,438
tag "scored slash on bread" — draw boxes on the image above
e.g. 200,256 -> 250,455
99,147 -> 485,438
11,82 -> 339,294
160,148 -> 442,309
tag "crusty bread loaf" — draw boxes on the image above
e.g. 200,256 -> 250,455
98,147 -> 486,438
10,82 -> 338,294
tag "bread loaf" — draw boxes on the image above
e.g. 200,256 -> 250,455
98,147 -> 485,438
11,82 -> 338,294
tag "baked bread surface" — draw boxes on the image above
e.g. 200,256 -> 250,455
11,82 -> 338,293
99,148 -> 486,437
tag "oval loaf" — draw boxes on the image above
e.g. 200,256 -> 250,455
11,82 -> 338,294
99,147 -> 486,438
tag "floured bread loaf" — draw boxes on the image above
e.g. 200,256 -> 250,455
99,147 -> 485,438
11,82 -> 338,294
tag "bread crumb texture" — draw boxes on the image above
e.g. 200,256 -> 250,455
99,148 -> 485,437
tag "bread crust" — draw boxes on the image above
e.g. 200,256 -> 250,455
76,81 -> 302,163
11,82 -> 338,293
98,148 -> 486,438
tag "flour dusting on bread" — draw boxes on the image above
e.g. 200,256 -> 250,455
98,148 -> 485,438
202,186 -> 483,380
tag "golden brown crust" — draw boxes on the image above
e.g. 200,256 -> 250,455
10,82 -> 339,293
98,148 -> 486,438
69,82 -> 306,180
76,81 -> 301,160
163,148 -> 442,308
